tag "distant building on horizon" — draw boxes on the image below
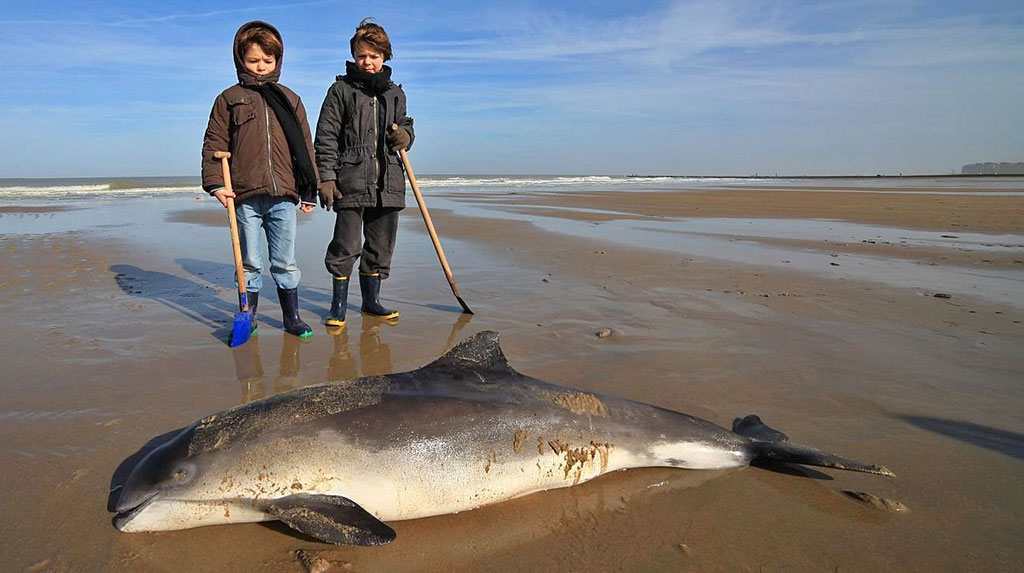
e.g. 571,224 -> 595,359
961,162 -> 1024,175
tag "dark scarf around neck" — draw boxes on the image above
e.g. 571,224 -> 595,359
257,82 -> 318,203
345,61 -> 393,95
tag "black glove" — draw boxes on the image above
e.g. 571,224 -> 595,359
318,180 -> 339,210
386,126 -> 411,151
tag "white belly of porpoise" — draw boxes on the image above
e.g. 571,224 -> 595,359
322,437 -> 746,521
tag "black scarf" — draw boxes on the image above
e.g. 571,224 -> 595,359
256,82 -> 318,203
345,61 -> 393,95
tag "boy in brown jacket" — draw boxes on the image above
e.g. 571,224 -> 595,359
202,21 -> 318,339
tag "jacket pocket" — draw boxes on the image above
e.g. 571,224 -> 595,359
231,105 -> 256,127
384,154 -> 407,202
227,94 -> 256,126
336,149 -> 370,196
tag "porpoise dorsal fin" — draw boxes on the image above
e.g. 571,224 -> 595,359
266,494 -> 396,546
732,415 -> 789,443
425,330 -> 516,374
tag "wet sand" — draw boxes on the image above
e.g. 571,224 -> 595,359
2,180 -> 1023,571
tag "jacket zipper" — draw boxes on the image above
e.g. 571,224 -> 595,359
263,98 -> 278,194
371,97 -> 379,190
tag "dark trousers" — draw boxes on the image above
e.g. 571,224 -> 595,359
324,207 -> 401,279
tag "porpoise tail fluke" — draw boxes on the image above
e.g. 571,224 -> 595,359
733,415 -> 894,476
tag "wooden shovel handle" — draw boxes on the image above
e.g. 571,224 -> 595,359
216,152 -> 248,306
390,125 -> 461,296
400,158 -> 460,291
390,125 -> 473,313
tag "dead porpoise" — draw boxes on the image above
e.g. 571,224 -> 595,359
112,331 -> 892,545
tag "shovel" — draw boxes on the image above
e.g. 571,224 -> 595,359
393,127 -> 473,314
214,151 -> 255,346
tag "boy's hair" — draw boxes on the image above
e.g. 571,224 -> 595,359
237,26 -> 283,61
350,18 -> 392,61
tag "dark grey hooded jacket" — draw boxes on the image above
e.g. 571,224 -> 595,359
314,67 -> 414,209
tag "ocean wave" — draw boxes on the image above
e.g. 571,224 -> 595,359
0,183 -> 202,199
0,174 -> 842,201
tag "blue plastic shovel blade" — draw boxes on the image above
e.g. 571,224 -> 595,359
230,311 -> 254,347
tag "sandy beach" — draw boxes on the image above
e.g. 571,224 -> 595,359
2,178 -> 1023,571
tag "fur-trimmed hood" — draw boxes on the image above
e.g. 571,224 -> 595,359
233,20 -> 283,85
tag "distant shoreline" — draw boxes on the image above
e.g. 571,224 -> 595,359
625,173 -> 1024,180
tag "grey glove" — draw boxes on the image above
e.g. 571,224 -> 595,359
318,180 -> 340,210
386,126 -> 411,151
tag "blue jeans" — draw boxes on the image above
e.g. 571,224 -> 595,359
235,195 -> 301,291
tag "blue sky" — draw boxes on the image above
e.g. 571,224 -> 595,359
2,0 -> 1022,177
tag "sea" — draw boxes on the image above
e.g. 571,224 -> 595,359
4,174 -> 1023,204
0,174 -> 739,202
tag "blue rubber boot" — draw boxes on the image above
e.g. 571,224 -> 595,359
359,273 -> 399,320
277,287 -> 313,339
325,276 -> 349,329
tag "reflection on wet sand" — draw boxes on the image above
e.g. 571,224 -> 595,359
359,320 -> 394,377
229,324 -> 393,403
230,310 -> 474,403
443,312 -> 474,354
231,336 -> 307,402
275,336 -> 303,394
327,329 -> 357,382
232,337 -> 266,403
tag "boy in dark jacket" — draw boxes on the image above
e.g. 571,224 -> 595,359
315,18 -> 414,328
202,21 -> 318,339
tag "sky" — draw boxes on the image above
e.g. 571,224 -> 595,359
1,0 -> 1023,177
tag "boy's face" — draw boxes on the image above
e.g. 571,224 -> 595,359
242,44 -> 277,77
353,42 -> 384,74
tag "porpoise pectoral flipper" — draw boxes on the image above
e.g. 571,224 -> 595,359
266,494 -> 396,546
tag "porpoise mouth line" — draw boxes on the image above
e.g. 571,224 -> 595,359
113,492 -> 158,528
